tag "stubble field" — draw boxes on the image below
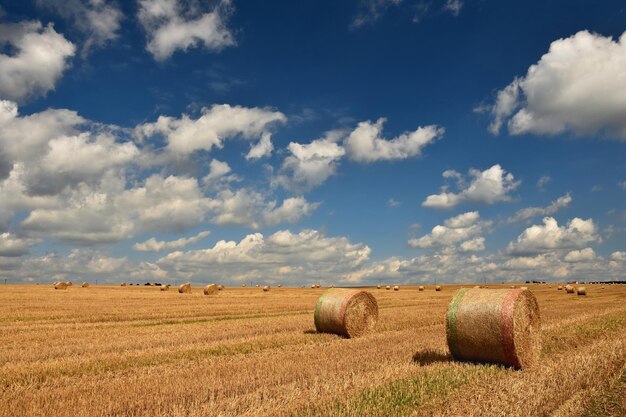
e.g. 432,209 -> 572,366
0,283 -> 624,417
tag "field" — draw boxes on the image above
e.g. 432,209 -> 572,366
1,283 -> 625,417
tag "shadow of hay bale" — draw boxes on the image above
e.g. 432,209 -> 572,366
412,349 -> 452,365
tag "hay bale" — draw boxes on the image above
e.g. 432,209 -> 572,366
557,285 -> 563,290
263,285 -> 270,292
577,286 -> 587,296
393,285 -> 399,291
81,282 -> 89,288
311,284 -> 316,289
242,284 -> 246,287
314,288 -> 378,338
277,284 -> 282,288
217,285 -> 224,291
120,282 -> 127,287
446,287 -> 541,369
66,281 -> 73,286
160,285 -> 169,291
520,286 -> 528,290
315,284 -> 321,288
418,285 -> 424,291
435,285 -> 442,291
385,285 -> 391,290
377,284 -> 381,289
565,285 -> 575,294
178,283 -> 191,294
203,284 -> 218,295
54,281 -> 68,290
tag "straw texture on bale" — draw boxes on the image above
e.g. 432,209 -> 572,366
314,288 -> 378,338
54,282 -> 68,290
81,282 -> 89,288
435,285 -> 442,291
203,284 -> 218,295
446,287 -> 541,369
577,287 -> 587,296
263,286 -> 270,292
418,286 -> 424,291
393,286 -> 399,291
178,283 -> 191,294
565,285 -> 575,294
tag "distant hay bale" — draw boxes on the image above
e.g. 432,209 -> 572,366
54,281 -> 68,290
557,285 -> 563,290
66,281 -> 73,286
311,284 -> 316,289
393,286 -> 399,291
314,288 -> 378,338
160,285 -> 169,291
385,285 -> 391,290
120,283 -> 127,287
377,285 -> 381,289
263,286 -> 270,292
565,285 -> 575,294
418,286 -> 424,291
446,287 -> 541,369
277,284 -> 282,288
81,282 -> 89,288
255,284 -> 260,288
203,284 -> 218,295
576,287 -> 587,296
217,285 -> 224,291
242,284 -> 246,287
315,284 -> 321,288
178,283 -> 191,294
520,286 -> 528,290
435,285 -> 442,291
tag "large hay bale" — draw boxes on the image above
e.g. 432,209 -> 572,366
446,287 -> 541,369
557,285 -> 563,290
160,285 -> 169,291
376,284 -> 381,289
565,285 -> 575,294
54,282 -> 68,290
311,284 -> 316,288
314,288 -> 378,338
393,285 -> 399,291
81,282 -> 89,288
263,285 -> 270,292
178,283 -> 191,294
385,285 -> 391,290
577,286 -> 587,296
418,285 -> 424,291
435,285 -> 442,291
203,284 -> 218,295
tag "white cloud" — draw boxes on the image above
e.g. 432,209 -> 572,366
508,217 -> 599,256
135,104 -> 286,156
36,0 -> 122,54
202,159 -> 238,189
0,233 -> 38,257
274,130 -> 346,191
423,164 -> 520,209
262,197 -> 319,227
537,175 -> 551,190
344,118 -> 443,163
351,0 -> 402,28
387,198 -> 400,207
564,248 -> 596,263
133,230 -> 210,252
459,237 -> 485,252
488,30 -> 626,139
138,0 -> 236,61
245,132 -> 274,160
620,181 -> 626,190
507,193 -> 572,223
408,211 -> 489,249
0,21 -> 75,103
158,229 -> 371,283
444,0 -> 463,16
610,251 -> 626,261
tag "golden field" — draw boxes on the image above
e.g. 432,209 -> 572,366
0,283 -> 624,417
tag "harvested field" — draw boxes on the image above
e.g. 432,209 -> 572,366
0,283 -> 624,417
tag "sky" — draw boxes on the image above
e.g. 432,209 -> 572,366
0,0 -> 624,286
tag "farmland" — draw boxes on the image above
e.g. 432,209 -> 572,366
0,284 -> 625,417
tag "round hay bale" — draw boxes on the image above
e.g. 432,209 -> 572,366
418,285 -> 424,291
255,284 -> 260,288
178,283 -> 191,294
577,286 -> 587,296
277,284 -> 282,288
54,281 -> 68,290
160,285 -> 169,291
446,287 -> 541,369
315,284 -> 321,288
120,282 -> 127,287
385,285 -> 391,290
435,285 -> 442,291
376,284 -> 381,289
81,282 -> 89,288
520,286 -> 528,290
314,288 -> 378,338
203,284 -> 218,295
242,284 -> 246,287
311,284 -> 316,288
557,285 -> 563,290
66,281 -> 73,286
263,285 -> 270,292
217,285 -> 224,290
393,286 -> 399,291
565,285 -> 575,294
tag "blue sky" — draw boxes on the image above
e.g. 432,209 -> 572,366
0,0 -> 624,285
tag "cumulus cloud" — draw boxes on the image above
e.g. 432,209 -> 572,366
610,251 -> 626,261
202,159 -> 238,189
138,0 -> 235,61
351,0 -> 402,28
245,132 -> 274,160
408,211 -> 489,250
344,118 -> 443,163
507,217 -> 599,256
158,228 -> 371,283
507,193 -> 572,223
274,130 -> 346,192
564,247 -> 596,263
133,230 -> 210,252
488,30 -> 626,139
135,104 -> 286,156
423,164 -> 520,209
0,21 -> 75,103
0,233 -> 38,257
35,0 -> 122,54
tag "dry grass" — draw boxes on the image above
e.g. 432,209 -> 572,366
0,283 -> 624,417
